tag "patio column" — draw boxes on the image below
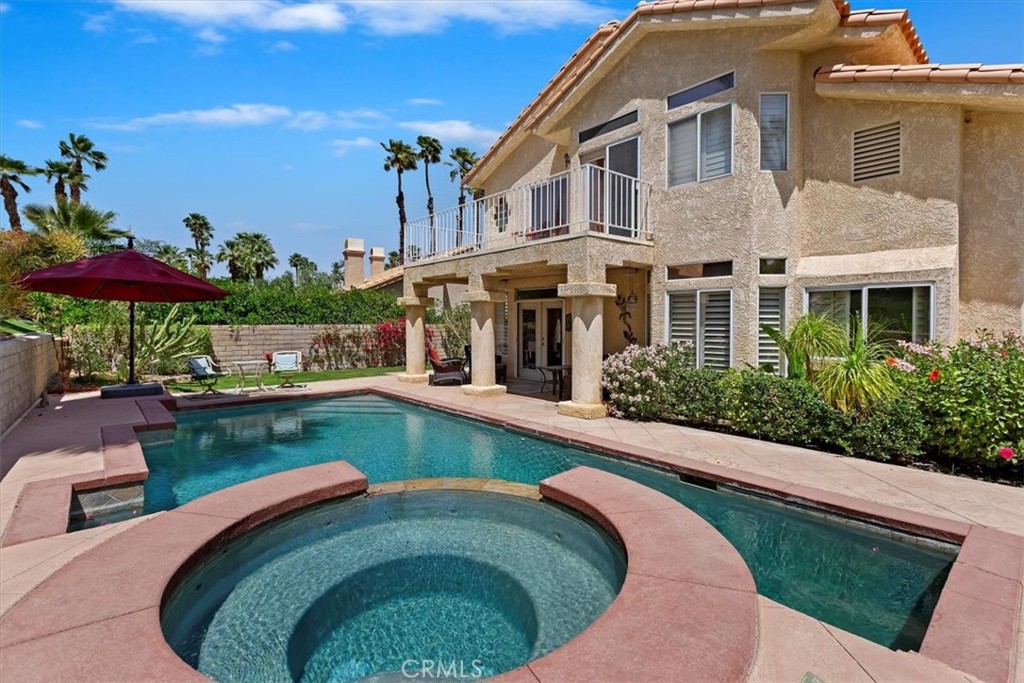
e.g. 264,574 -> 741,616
462,291 -> 507,397
557,282 -> 616,419
397,296 -> 433,384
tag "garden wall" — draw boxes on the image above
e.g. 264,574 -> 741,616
0,334 -> 59,436
210,325 -> 372,364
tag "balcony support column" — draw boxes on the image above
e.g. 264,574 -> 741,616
557,282 -> 616,419
462,291 -> 507,397
397,296 -> 433,384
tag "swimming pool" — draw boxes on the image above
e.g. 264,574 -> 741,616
141,394 -> 956,650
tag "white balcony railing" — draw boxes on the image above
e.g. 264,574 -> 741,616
404,164 -> 653,264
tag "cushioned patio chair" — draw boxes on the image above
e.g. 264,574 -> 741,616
271,350 -> 303,388
427,342 -> 467,386
185,355 -> 231,396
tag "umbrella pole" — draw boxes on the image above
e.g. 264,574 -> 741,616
128,300 -> 137,385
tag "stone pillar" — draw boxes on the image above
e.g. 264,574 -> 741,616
397,296 -> 433,383
557,282 -> 616,419
369,246 -> 385,278
462,291 -> 507,397
342,238 -> 365,289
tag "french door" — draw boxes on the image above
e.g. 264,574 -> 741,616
518,301 -> 565,381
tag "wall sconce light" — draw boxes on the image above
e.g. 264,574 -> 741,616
563,153 -> 571,169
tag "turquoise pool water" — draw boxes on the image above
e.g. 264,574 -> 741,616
161,490 -> 625,683
143,395 -> 956,650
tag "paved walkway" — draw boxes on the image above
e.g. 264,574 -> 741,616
1,376 -> 1021,682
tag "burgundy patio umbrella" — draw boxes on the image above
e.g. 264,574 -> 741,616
19,237 -> 228,393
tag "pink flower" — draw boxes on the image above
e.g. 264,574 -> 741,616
998,447 -> 1015,461
928,368 -> 940,382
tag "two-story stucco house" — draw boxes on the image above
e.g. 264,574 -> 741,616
396,0 -> 1024,419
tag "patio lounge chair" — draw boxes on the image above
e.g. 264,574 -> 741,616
427,342 -> 466,386
185,355 -> 231,395
270,351 -> 303,388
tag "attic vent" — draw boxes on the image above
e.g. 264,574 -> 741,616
853,121 -> 901,182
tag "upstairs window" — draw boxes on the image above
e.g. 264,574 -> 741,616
759,93 -> 789,171
853,121 -> 901,182
668,104 -> 733,186
668,261 -> 733,279
667,72 -> 735,110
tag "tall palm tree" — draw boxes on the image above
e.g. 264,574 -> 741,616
446,147 -> 479,246
42,160 -> 75,203
216,237 -> 246,281
381,139 -> 418,265
240,232 -> 277,280
0,155 -> 39,231
23,199 -> 129,243
183,213 -> 214,278
417,136 -> 443,253
59,133 -> 108,203
152,243 -> 187,269
288,252 -> 304,282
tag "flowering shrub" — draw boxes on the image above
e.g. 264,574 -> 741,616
309,319 -> 405,370
602,342 -> 694,420
896,330 -> 1023,465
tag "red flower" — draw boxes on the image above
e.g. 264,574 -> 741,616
999,447 -> 1015,461
928,368 -> 940,382
886,357 -> 897,367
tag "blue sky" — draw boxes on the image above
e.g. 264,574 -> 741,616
2,1 -> 1022,276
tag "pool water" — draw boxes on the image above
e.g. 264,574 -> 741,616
161,490 -> 625,683
144,395 -> 956,650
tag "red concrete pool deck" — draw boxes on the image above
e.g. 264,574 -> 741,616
1,375 -> 1022,681
0,464 -> 758,683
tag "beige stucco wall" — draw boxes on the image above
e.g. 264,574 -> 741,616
409,13 -> 1022,369
1,334 -> 58,436
210,325 -> 373,365
958,110 -> 1024,337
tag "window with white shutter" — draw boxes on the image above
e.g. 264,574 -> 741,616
668,290 -> 732,369
853,121 -> 901,182
758,288 -> 786,374
667,104 -> 733,187
759,94 -> 788,171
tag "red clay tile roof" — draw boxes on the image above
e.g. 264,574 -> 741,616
815,63 -> 1024,85
464,0 -> 929,185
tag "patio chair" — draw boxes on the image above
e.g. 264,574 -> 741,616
270,351 -> 303,388
185,355 -> 231,396
427,342 -> 467,386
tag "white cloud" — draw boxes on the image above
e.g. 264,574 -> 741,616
112,1 -> 347,31
16,119 -> 44,129
82,12 -> 113,32
286,110 -> 332,131
96,103 -> 293,131
329,136 -> 375,157
197,27 -> 226,43
335,108 -> 389,128
267,39 -> 297,53
0,3 -> 10,13
399,120 -> 500,147
341,0 -> 611,36
406,98 -> 442,106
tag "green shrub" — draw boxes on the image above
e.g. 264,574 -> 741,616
666,367 -> 722,427
718,370 -> 838,448
896,331 -> 1023,466
841,399 -> 928,462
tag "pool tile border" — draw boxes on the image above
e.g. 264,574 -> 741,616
2,383 -> 1022,682
0,464 -> 758,683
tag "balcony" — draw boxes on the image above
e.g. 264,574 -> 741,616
404,164 -> 654,264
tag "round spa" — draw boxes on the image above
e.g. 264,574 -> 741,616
161,489 -> 627,682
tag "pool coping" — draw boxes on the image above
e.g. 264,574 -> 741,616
2,385 -> 1022,682
0,464 -> 760,683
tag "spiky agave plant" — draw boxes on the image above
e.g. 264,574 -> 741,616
813,317 -> 899,412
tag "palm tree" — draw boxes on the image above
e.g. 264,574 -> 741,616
288,252 -> 303,281
381,139 -> 418,265
446,147 -> 479,246
59,133 -> 108,203
240,232 -> 277,280
152,244 -> 187,269
417,135 -> 443,253
183,213 -> 214,278
42,160 -> 75,203
23,199 -> 129,243
216,236 -> 247,281
1,155 -> 39,231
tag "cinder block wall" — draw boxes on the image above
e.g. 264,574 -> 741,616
1,334 -> 59,435
209,325 -> 371,364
